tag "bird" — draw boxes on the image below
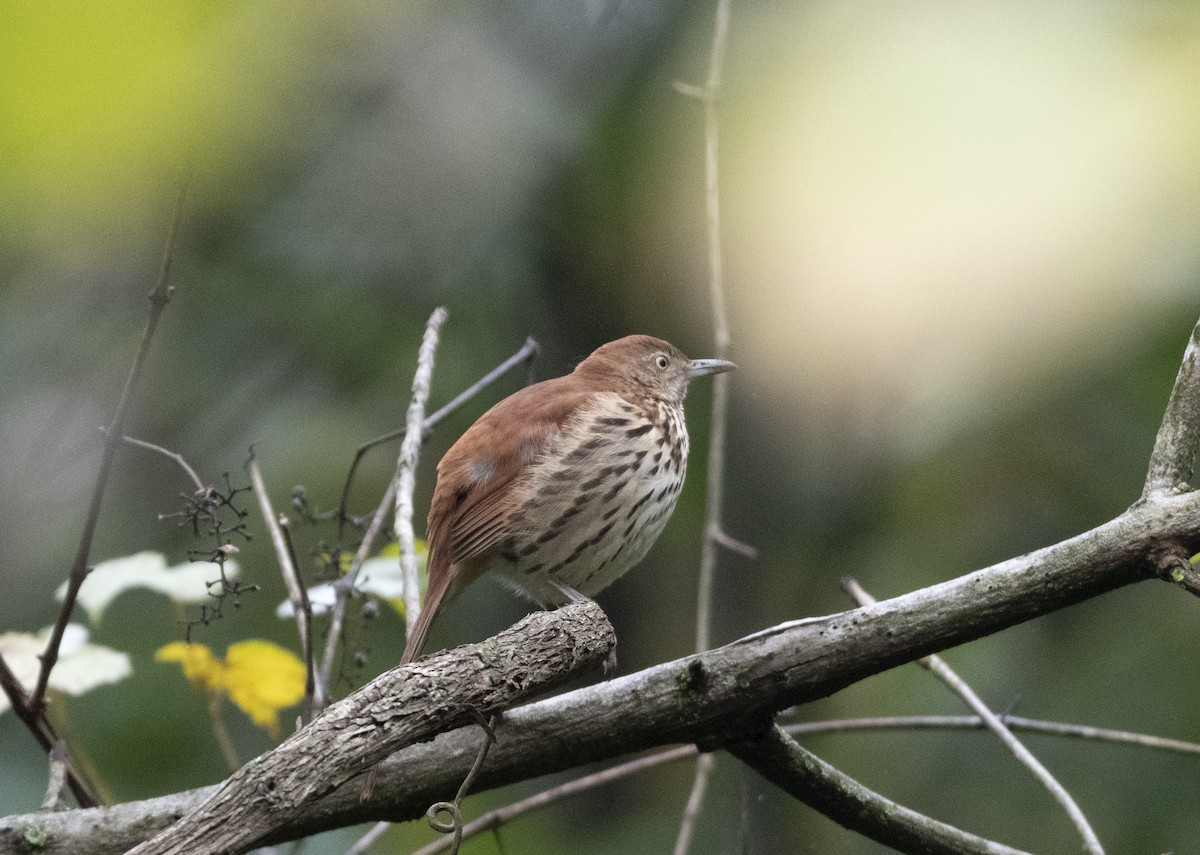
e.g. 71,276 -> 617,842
399,334 -> 736,665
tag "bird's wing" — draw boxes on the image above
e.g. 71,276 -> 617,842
426,376 -> 593,587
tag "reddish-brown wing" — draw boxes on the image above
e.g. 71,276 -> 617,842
401,374 -> 596,664
430,374 -> 596,577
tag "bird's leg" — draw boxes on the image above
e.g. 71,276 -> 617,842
549,581 -> 588,604
546,583 -> 617,673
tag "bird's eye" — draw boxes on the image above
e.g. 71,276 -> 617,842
654,354 -> 669,370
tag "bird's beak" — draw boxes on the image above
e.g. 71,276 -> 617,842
686,358 -> 737,379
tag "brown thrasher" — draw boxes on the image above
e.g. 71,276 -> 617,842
400,334 -> 735,664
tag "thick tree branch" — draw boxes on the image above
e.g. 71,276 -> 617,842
123,601 -> 614,855
1143,316 -> 1200,498
7,488 -> 1200,853
729,725 -> 1030,855
844,578 -> 1103,853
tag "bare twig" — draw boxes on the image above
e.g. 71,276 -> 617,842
411,744 -> 697,855
249,457 -> 317,714
1143,316 -> 1200,498
690,0 -> 733,658
422,336 -> 539,436
33,178 -> 188,713
424,714 -> 497,855
673,752 -> 715,855
711,526 -> 758,559
317,334 -> 538,707
118,434 -> 205,492
0,647 -> 96,806
13,175 -> 187,806
675,2 -> 733,852
395,307 -> 448,639
843,577 -> 1105,855
342,821 -> 391,855
730,725 -> 1031,855
207,695 -> 241,775
42,742 -> 71,812
333,336 -> 538,541
317,477 -> 397,706
786,714 -> 1200,754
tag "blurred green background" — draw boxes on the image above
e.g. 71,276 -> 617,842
3,1 -> 1200,852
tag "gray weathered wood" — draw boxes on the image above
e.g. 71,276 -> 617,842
4,490 -> 1200,854
124,600 -> 614,855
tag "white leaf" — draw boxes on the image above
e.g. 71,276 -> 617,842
57,551 -> 239,623
275,554 -> 411,619
275,584 -> 338,618
0,625 -> 131,714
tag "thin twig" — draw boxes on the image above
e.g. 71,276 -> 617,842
412,744 -> 697,855
386,708 -> 1200,855
207,694 -> 241,775
346,714 -> 499,855
0,646 -> 97,806
786,714 -> 1200,754
41,742 -> 70,812
425,714 -> 498,855
342,820 -> 391,855
673,752 -> 715,855
317,336 -> 539,708
1143,316 -> 1200,498
333,336 -> 538,542
691,0 -> 733,657
395,307 -> 448,639
730,725 -> 1032,855
317,478 -> 397,706
675,2 -> 733,852
249,457 -> 317,714
843,577 -> 1105,855
118,434 -> 205,492
711,526 -> 758,559
33,178 -> 188,713
352,308 -> 449,800
423,336 -> 539,436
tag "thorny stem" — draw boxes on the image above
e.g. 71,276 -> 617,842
1143,315 -> 1200,498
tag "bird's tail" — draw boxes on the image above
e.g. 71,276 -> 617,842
399,558 -> 452,665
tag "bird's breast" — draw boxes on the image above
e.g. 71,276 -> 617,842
493,393 -> 689,602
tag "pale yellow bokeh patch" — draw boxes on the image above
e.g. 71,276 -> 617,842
0,0 -> 333,253
649,2 -> 1200,451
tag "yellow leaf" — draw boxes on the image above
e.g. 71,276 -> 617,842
156,639 -> 305,735
222,641 -> 306,734
155,642 -> 222,691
